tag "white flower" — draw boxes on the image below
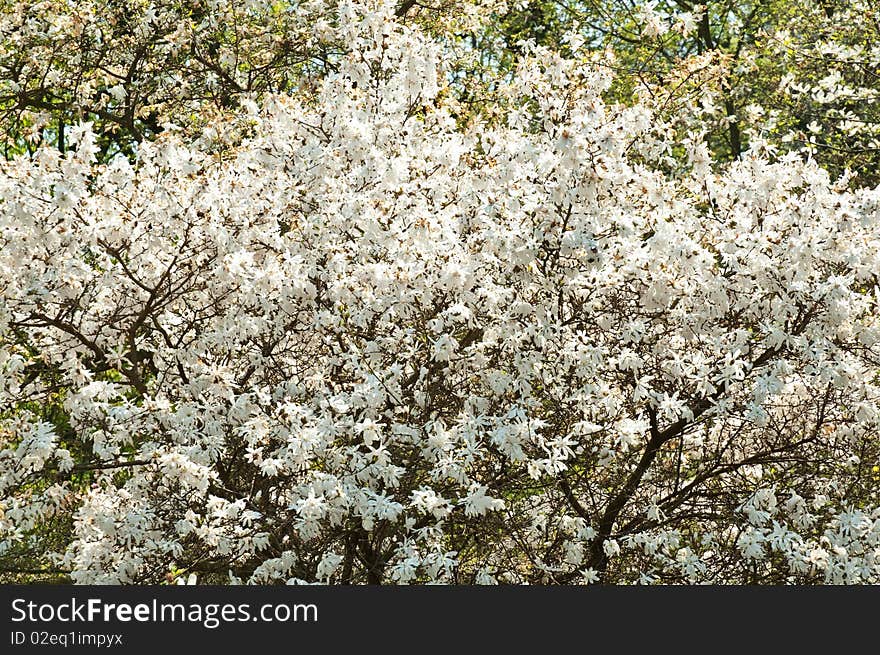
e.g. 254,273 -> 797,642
107,85 -> 127,102
431,334 -> 458,362
462,484 -> 505,517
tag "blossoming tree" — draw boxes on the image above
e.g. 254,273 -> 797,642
1,1 -> 879,584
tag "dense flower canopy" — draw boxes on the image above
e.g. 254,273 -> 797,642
1,0 -> 879,584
